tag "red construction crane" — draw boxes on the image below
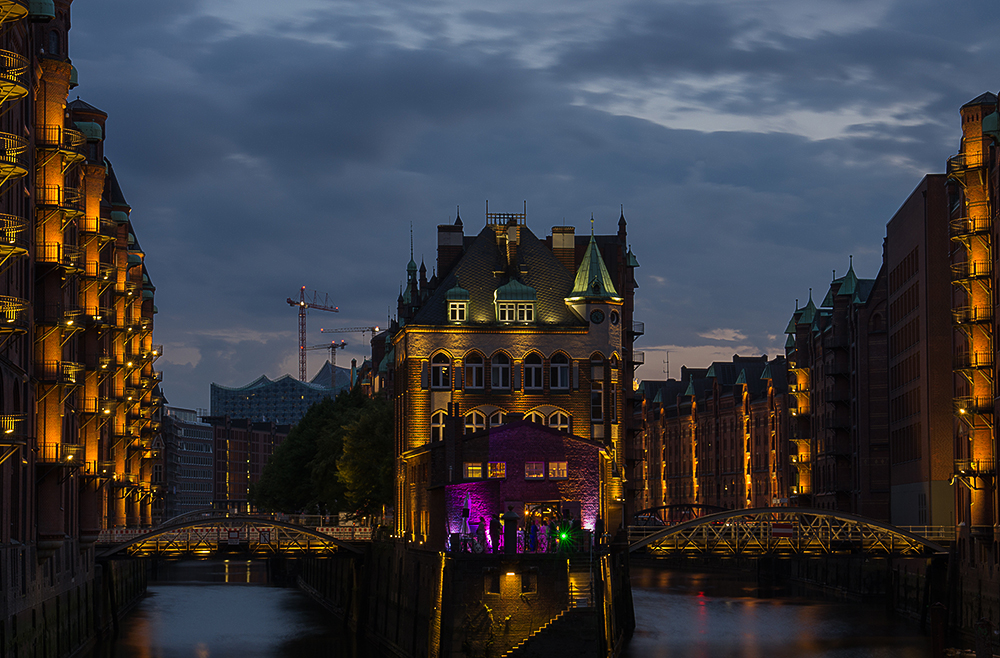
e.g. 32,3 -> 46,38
303,340 -> 347,390
286,287 -> 339,381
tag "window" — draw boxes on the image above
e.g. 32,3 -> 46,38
431,353 -> 450,389
464,462 -> 483,479
517,303 -> 534,322
465,353 -> 484,389
525,462 -> 545,479
465,410 -> 486,434
548,412 -> 570,432
591,382 -> 604,422
431,411 -> 446,442
548,461 -> 567,479
498,302 -> 516,322
526,411 -> 545,424
611,386 -> 618,423
491,353 -> 510,390
487,462 -> 506,478
550,353 -> 570,390
489,411 -> 506,427
524,353 -> 543,390
449,302 -> 467,322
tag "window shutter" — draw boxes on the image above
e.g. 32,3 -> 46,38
513,363 -> 521,390
572,361 -> 579,390
421,361 -> 429,390
455,366 -> 463,390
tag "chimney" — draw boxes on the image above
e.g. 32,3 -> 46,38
551,226 -> 576,273
506,218 -> 519,270
437,222 -> 464,278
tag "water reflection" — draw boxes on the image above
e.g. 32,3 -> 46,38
96,561 -> 365,658
625,566 -> 931,658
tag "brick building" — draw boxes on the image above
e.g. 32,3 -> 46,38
386,208 -> 640,546
205,415 -> 290,513
161,407 -> 215,520
784,259 -> 890,520
643,355 -> 790,512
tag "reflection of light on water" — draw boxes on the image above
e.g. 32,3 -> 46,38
195,642 -> 210,658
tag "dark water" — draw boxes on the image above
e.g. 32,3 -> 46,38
625,566 -> 931,658
99,560 -> 365,658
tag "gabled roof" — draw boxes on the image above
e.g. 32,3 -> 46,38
410,225 -> 582,326
568,231 -> 621,302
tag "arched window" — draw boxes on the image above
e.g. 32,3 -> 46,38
548,412 -> 570,432
524,353 -> 543,390
48,31 -> 60,56
550,353 -> 569,390
431,353 -> 450,389
526,411 -> 545,424
431,411 -> 446,442
489,410 -> 506,427
464,353 -> 484,389
491,353 -> 510,390
464,410 -> 486,434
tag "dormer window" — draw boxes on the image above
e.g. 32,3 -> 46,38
494,279 -> 536,324
446,284 -> 470,323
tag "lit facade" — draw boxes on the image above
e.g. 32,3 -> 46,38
0,0 -> 162,649
387,210 -> 639,547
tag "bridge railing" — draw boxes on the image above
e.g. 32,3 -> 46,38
896,526 -> 956,544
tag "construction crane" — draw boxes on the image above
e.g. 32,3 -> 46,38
286,287 -> 339,381
303,340 -> 347,390
320,325 -> 380,348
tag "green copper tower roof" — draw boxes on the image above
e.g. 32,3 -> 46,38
735,369 -> 747,385
495,278 -> 537,301
684,375 -> 695,397
567,224 -> 622,302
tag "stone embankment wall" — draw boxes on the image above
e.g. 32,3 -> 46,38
298,540 -> 634,658
1,544 -> 147,658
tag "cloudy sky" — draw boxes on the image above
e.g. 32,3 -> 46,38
68,0 -> 997,410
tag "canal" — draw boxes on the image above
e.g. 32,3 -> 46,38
625,564 -> 931,658
94,560 -> 931,657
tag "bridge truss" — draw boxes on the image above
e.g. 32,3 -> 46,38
629,507 -> 947,558
97,515 -> 363,558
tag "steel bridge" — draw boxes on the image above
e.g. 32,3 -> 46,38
628,507 -> 948,558
96,514 -> 364,558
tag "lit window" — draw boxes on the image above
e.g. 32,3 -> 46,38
526,411 -> 545,424
464,462 -> 483,479
431,411 -> 446,442
550,353 -> 570,390
497,302 -> 516,322
489,411 -> 506,427
491,354 -> 510,390
465,353 -> 484,389
524,353 -> 543,390
449,302 -> 467,322
487,462 -> 506,478
548,412 -> 570,432
548,461 -> 567,479
465,410 -> 486,434
525,462 -> 545,479
516,303 -> 534,322
431,353 -> 450,389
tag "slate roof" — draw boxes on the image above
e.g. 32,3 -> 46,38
963,92 -> 998,108
105,158 -> 130,209
68,97 -> 107,116
411,225 -> 583,327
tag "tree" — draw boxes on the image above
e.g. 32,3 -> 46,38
336,397 -> 394,517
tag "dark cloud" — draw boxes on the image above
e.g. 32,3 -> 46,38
66,0 -> 1000,405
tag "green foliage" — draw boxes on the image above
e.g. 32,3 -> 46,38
336,397 -> 394,517
249,387 -> 392,515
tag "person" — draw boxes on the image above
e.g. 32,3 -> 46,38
527,520 -> 538,552
595,516 -> 605,547
548,518 -> 559,552
476,517 -> 487,553
489,514 -> 501,553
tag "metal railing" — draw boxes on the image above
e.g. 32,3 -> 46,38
954,397 -> 994,415
951,260 -> 992,280
631,351 -> 644,365
954,458 -> 996,476
0,213 -> 27,252
954,352 -> 994,370
0,131 -> 26,173
949,216 -> 990,238
952,306 -> 991,324
0,294 -> 28,331
629,321 -> 644,336
37,442 -> 84,464
947,151 -> 985,174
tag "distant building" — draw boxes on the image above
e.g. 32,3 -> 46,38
644,355 -> 790,512
784,259 -> 890,520
204,416 -> 291,513
210,361 -> 350,426
161,407 -> 215,520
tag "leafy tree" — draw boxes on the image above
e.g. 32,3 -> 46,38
336,397 -> 394,517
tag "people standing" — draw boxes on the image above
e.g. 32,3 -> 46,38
489,514 -> 501,553
527,520 -> 538,552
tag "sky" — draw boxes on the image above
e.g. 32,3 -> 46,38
66,0 -> 1000,410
